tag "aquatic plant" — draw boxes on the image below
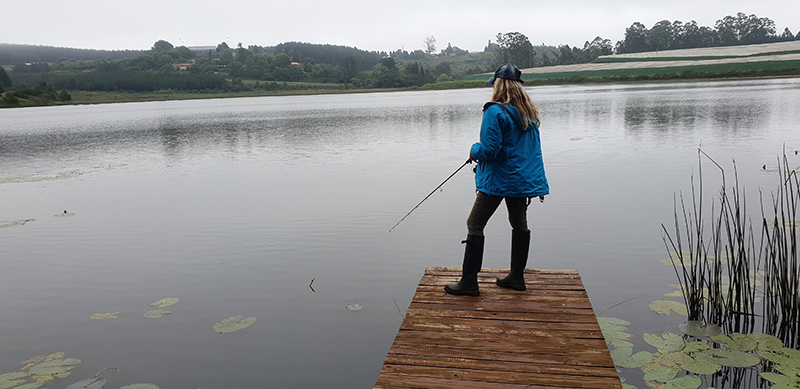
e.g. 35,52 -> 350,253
662,149 -> 799,346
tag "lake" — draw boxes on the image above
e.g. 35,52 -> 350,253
2,78 -> 800,388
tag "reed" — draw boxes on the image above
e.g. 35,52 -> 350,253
662,149 -> 799,345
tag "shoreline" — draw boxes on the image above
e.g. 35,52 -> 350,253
4,73 -> 800,109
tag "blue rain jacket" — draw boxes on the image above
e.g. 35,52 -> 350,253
470,102 -> 549,198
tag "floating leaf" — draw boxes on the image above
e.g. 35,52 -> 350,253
149,298 -> 179,308
611,347 -> 653,369
645,351 -> 687,370
759,347 -> 800,368
749,333 -> 785,351
710,333 -> 758,352
119,384 -> 159,389
607,338 -> 635,349
644,366 -> 680,383
603,330 -> 632,341
698,349 -> 760,368
0,372 -> 30,389
90,312 -> 121,320
622,384 -> 638,389
761,371 -> 800,387
143,309 -> 171,319
32,375 -> 54,383
213,315 -> 256,333
682,341 -> 710,353
679,321 -> 721,338
644,332 -> 686,352
65,377 -> 106,389
345,303 -> 363,311
682,354 -> 721,375
665,375 -> 702,389
28,358 -> 81,376
598,317 -> 631,331
650,300 -> 687,316
12,383 -> 45,389
44,352 -> 65,361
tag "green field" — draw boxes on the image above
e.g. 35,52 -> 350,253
463,60 -> 800,83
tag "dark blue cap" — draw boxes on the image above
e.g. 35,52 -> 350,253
485,64 -> 524,85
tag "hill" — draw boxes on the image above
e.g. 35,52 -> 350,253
0,44 -> 145,65
464,41 -> 800,83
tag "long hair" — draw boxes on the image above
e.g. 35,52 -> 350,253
491,78 -> 540,130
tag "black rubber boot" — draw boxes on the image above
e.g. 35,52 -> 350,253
496,229 -> 529,291
444,235 -> 485,296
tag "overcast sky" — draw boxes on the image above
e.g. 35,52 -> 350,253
4,1 -> 799,53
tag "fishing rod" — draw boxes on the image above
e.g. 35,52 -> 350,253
389,158 -> 471,232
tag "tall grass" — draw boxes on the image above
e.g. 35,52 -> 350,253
662,149 -> 799,347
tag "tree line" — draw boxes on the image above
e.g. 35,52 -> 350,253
616,12 -> 797,54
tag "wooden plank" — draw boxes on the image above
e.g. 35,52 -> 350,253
375,267 -> 622,389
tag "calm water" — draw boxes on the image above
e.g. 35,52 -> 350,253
2,79 -> 800,388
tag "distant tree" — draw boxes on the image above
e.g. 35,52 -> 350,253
408,50 -> 426,60
273,53 -> 291,68
496,32 -> 534,68
778,27 -> 795,41
379,57 -> 396,70
152,40 -> 174,52
424,35 -> 437,55
484,40 -> 499,53
0,66 -> 11,87
434,61 -> 451,77
216,42 -> 230,53
648,20 -> 674,51
616,22 -> 650,53
583,37 -> 613,58
339,56 -> 359,83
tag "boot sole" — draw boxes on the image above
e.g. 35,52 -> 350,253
496,279 -> 526,291
444,285 -> 480,296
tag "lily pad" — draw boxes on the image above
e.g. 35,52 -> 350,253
679,321 -> 721,338
597,316 -> 631,329
213,315 -> 256,334
650,300 -> 688,316
119,384 -> 159,389
90,312 -> 121,320
143,309 -> 171,319
682,341 -> 710,353
749,333 -> 785,351
698,349 -> 760,368
606,338 -> 635,349
761,371 -> 800,387
665,375 -> 702,389
682,354 -> 721,375
0,372 -> 30,389
644,332 -> 686,352
149,298 -> 179,308
345,303 -> 363,311
643,366 -> 680,382
711,333 -> 757,351
610,347 -> 653,369
29,358 -> 81,376
11,384 -> 44,389
759,347 -> 800,368
65,377 -> 106,389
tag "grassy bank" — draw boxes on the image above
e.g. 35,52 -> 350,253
464,60 -> 800,83
5,61 -> 800,107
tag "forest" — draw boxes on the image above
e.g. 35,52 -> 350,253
1,11 -> 798,107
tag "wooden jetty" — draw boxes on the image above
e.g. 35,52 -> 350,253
374,266 -> 622,389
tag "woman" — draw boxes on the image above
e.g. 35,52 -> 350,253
445,64 -> 549,296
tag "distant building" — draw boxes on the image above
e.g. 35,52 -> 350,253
172,59 -> 196,71
187,46 -> 216,54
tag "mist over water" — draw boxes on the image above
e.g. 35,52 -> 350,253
1,79 -> 799,387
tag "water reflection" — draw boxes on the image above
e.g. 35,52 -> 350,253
1,80 -> 800,387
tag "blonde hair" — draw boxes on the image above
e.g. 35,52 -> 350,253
491,78 -> 540,130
